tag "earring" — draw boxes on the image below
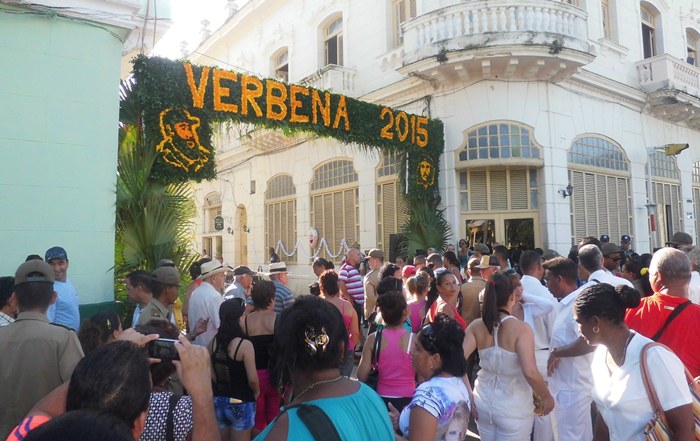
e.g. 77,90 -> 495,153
593,326 -> 599,334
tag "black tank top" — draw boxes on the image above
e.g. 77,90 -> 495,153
245,314 -> 275,370
211,337 -> 255,402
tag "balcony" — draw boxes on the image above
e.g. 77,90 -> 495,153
298,65 -> 357,96
400,0 -> 594,83
636,54 -> 700,129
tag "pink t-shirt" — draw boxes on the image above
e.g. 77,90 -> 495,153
376,329 -> 416,398
409,299 -> 426,333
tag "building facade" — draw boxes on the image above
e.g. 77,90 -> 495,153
189,0 -> 700,273
0,0 -> 170,304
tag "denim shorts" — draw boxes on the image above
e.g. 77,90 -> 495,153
213,396 -> 256,430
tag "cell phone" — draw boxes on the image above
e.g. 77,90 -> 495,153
147,338 -> 180,360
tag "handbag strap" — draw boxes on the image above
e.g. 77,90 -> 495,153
165,393 -> 181,441
651,301 -> 692,341
290,404 -> 342,441
371,329 -> 383,367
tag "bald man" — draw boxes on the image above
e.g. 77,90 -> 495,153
625,248 -> 700,377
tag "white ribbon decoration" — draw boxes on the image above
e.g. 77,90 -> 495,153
275,238 -> 351,260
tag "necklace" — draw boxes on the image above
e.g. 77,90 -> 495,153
292,375 -> 344,403
608,331 -> 634,370
498,308 -> 510,316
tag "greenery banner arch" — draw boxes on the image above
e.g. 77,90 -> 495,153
129,55 -> 449,255
131,55 -> 444,205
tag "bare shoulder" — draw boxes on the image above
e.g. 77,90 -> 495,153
262,411 -> 289,440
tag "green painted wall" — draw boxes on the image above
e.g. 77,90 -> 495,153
0,5 -> 129,305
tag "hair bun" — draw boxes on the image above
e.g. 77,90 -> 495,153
616,284 -> 641,309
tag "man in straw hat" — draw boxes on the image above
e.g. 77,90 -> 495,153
268,262 -> 294,313
187,260 -> 231,346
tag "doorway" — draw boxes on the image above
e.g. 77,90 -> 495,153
463,212 -> 538,249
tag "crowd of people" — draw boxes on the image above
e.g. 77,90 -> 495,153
0,233 -> 698,440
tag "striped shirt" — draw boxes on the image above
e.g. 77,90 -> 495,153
339,262 -> 364,304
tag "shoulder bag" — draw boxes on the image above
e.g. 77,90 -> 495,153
640,342 -> 700,440
364,329 -> 383,390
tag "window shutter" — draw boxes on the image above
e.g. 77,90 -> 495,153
343,188 -> 356,244
584,172 -> 598,237
489,170 -> 508,210
470,171 -> 487,211
509,169 -> 528,210
595,174 -> 609,236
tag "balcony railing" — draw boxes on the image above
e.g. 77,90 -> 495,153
298,65 -> 357,95
637,54 -> 700,97
403,0 -> 589,64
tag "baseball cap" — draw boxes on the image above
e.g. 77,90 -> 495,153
473,243 -> 490,254
45,246 -> 68,262
599,235 -> 610,243
364,249 -> 384,260
401,265 -> 417,278
620,235 -> 631,243
153,266 -> 180,286
15,260 -> 55,286
667,232 -> 693,246
475,255 -> 500,269
601,243 -> 621,256
232,265 -> 256,276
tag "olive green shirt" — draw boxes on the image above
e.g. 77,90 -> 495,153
137,298 -> 174,326
0,311 -> 84,439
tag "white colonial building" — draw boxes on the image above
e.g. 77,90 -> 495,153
188,0 -> 700,274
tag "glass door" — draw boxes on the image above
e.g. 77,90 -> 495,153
461,213 -> 539,249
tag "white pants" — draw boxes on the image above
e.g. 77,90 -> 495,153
533,350 -> 556,441
477,412 -> 534,441
553,390 -> 592,441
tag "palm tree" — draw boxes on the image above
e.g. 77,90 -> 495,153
114,79 -> 197,305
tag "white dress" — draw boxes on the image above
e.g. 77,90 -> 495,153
474,315 -> 534,441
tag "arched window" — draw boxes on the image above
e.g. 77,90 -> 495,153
376,152 -> 408,254
567,136 -> 632,243
265,175 -> 297,262
310,159 -> 358,259
324,16 -> 343,66
310,159 -> 357,190
272,48 -> 289,82
456,121 -> 542,248
458,122 -> 541,161
568,136 -> 629,171
641,3 -> 662,59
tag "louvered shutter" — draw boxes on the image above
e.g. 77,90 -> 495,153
510,170 -> 528,210
470,171 -> 487,211
489,170 -> 507,210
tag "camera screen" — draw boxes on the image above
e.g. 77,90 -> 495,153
148,338 -> 180,360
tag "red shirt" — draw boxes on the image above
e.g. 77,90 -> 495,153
625,293 -> 700,377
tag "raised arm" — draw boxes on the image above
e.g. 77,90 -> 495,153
521,290 -> 557,318
174,336 -> 220,441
